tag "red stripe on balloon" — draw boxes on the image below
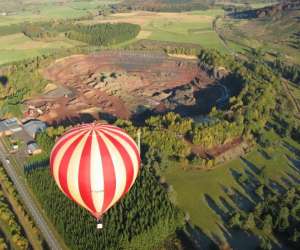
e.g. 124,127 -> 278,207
58,132 -> 86,202
101,127 -> 140,166
50,129 -> 85,176
99,124 -> 124,131
101,130 -> 134,195
78,131 -> 96,214
95,131 -> 116,214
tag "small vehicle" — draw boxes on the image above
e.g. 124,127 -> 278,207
5,158 -> 10,164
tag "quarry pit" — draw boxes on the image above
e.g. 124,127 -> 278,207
26,51 -> 224,123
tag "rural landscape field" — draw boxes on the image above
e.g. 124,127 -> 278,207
0,0 -> 299,250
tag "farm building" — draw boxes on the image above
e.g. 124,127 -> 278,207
0,118 -> 23,137
27,142 -> 42,155
23,120 -> 47,139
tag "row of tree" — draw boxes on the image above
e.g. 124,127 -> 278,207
0,164 -> 44,249
0,189 -> 29,249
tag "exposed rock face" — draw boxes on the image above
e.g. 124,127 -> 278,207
163,84 -> 196,110
42,51 -> 215,120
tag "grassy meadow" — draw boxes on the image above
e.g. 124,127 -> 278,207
0,33 -> 86,65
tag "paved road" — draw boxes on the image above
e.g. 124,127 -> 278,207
0,142 -> 62,250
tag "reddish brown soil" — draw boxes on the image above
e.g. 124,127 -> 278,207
37,50 -> 213,123
191,137 -> 243,158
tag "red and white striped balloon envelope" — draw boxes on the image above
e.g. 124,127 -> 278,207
50,123 -> 140,220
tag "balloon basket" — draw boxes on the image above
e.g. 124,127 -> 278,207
97,218 -> 103,229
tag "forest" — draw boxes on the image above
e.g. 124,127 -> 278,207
65,23 -> 141,46
26,126 -> 184,249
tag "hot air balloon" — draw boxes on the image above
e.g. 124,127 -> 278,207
49,123 -> 140,228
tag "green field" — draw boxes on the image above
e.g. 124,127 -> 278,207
85,9 -> 227,51
0,0 -> 121,65
0,0 -> 118,26
0,7 -> 229,65
145,17 -> 223,50
0,33 -> 85,65
162,131 -> 300,243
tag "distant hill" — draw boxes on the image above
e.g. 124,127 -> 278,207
112,0 -> 280,12
218,0 -> 300,64
231,0 -> 300,18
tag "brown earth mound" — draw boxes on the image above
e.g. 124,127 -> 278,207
29,51 -> 216,123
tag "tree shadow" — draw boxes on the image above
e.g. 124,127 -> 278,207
258,148 -> 272,160
50,113 -> 98,127
219,196 -> 235,213
280,175 -> 295,188
268,178 -> 286,194
217,224 -> 261,250
229,168 -> 260,203
286,155 -> 300,173
204,194 -> 227,221
229,168 -> 241,180
228,187 -> 254,212
284,171 -> 300,184
186,224 -> 218,250
0,75 -> 8,87
240,157 -> 261,175
175,226 -> 199,250
282,141 -> 300,157
98,112 -> 117,123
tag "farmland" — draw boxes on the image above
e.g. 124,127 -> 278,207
82,9 -> 227,51
0,6 -> 229,65
0,0 -> 118,64
0,0 -> 118,25
0,33 -> 85,65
